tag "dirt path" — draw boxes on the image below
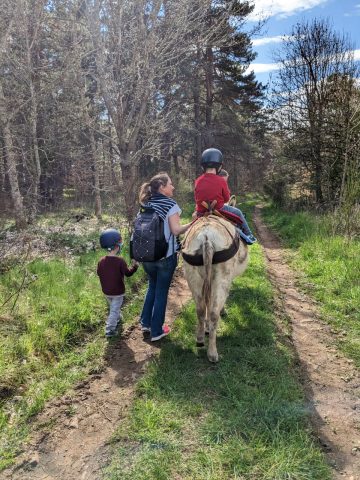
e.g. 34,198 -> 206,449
254,206 -> 360,480
3,272 -> 192,480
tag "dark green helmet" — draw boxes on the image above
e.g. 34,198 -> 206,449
201,148 -> 223,172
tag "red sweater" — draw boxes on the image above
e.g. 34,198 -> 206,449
97,256 -> 138,296
194,173 -> 230,213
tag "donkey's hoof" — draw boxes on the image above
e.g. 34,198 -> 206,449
196,341 -> 205,347
207,352 -> 219,363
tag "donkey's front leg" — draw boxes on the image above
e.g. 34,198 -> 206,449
207,311 -> 220,362
196,301 -> 206,347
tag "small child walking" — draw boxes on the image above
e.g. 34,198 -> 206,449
97,229 -> 138,338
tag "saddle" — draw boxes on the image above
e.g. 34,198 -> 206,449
198,201 -> 243,226
182,202 -> 241,266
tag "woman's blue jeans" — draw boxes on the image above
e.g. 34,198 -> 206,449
140,253 -> 177,338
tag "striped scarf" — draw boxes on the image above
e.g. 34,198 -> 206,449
145,193 -> 177,220
144,193 -> 181,250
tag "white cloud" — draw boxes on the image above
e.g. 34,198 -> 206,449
354,49 -> 360,60
248,0 -> 329,21
247,50 -> 360,77
349,4 -> 360,15
252,35 -> 289,46
246,63 -> 280,74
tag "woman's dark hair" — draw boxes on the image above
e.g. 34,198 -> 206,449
139,172 -> 170,205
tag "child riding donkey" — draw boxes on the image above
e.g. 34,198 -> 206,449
194,148 -> 256,244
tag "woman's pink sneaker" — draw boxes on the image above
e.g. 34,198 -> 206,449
151,325 -> 171,342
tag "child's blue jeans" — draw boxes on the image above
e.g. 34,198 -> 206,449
140,253 -> 177,338
105,295 -> 124,334
221,204 -> 253,236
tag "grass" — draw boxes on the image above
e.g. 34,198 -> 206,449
0,218 -> 146,470
105,206 -> 330,480
262,203 -> 360,367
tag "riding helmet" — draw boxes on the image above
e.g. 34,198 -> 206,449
201,148 -> 223,172
99,229 -> 122,250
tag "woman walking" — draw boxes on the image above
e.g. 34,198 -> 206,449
138,173 -> 191,341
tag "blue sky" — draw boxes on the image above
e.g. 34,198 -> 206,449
246,0 -> 360,85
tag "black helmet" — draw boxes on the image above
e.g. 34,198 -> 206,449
201,148 -> 223,172
99,229 -> 122,250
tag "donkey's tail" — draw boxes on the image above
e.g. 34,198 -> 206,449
201,235 -> 214,309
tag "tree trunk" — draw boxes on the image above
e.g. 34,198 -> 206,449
193,45 -> 202,176
90,132 -> 102,219
120,160 -> 138,222
204,45 -> 214,146
3,123 -> 26,228
0,83 -> 26,228
29,81 -> 41,213
314,161 -> 323,204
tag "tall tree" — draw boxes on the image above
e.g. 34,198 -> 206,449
0,7 -> 26,227
84,0 -> 207,218
272,19 -> 358,205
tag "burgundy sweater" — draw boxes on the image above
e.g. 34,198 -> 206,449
97,256 -> 138,296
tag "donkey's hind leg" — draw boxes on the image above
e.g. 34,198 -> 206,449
207,310 -> 220,363
196,299 -> 206,347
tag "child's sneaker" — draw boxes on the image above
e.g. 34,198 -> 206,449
247,234 -> 257,244
141,325 -> 151,333
151,325 -> 171,342
105,329 -> 119,338
238,230 -> 257,245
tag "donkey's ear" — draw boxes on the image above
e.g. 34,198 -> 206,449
228,195 -> 237,207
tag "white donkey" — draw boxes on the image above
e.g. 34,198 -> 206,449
182,215 -> 248,362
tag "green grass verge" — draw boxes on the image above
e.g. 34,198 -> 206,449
105,220 -> 330,479
262,204 -> 360,367
0,229 -> 146,470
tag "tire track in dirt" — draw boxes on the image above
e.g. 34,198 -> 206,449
254,206 -> 360,480
3,272 -> 192,480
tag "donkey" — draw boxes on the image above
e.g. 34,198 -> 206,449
182,215 -> 248,362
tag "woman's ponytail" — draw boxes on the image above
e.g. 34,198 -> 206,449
139,182 -> 152,205
139,173 -> 170,205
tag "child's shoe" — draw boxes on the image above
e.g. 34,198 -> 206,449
105,328 -> 119,338
151,325 -> 171,342
238,230 -> 257,245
